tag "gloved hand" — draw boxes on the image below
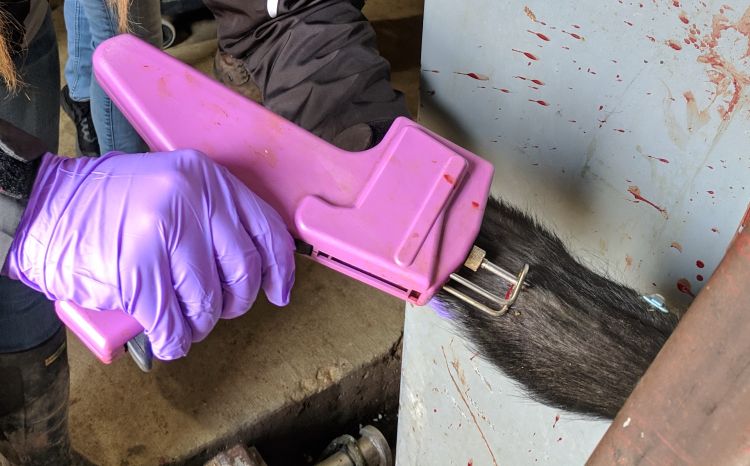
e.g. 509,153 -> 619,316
3,149 -> 295,360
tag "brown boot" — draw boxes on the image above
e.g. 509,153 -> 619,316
212,50 -> 262,103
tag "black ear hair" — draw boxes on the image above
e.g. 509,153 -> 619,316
434,197 -> 679,419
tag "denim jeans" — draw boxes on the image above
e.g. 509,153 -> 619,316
0,11 -> 61,353
63,0 -> 162,153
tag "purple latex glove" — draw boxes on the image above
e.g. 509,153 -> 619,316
3,149 -> 295,360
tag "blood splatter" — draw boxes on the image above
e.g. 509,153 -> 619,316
562,30 -> 583,40
527,30 -> 551,41
667,40 -> 683,50
673,0 -> 680,7
711,227 -> 720,233
677,278 -> 695,297
524,6 -> 537,22
512,49 -> 539,60
647,155 -> 670,163
670,241 -> 683,252
627,185 -> 669,218
528,99 -> 550,106
599,105 -> 604,110
499,88 -> 511,93
444,174 -> 455,184
504,284 -> 515,300
423,69 -> 440,73
696,274 -> 704,281
624,20 -> 634,26
553,414 -> 561,428
514,76 -> 545,85
679,11 -> 690,24
696,260 -> 705,268
471,201 -> 480,208
614,128 -> 626,133
455,72 -> 490,81
707,190 -> 716,194
568,119 -> 577,123
646,35 -> 657,42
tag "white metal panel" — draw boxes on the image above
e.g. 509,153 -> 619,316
398,1 -> 750,463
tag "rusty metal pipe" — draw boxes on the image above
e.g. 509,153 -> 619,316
587,215 -> 750,465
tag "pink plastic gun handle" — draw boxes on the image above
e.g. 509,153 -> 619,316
57,34 -> 494,365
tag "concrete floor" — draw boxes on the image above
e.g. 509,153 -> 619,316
51,0 -> 423,463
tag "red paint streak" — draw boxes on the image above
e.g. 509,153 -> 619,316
679,11 -> 690,24
646,35 -> 657,42
677,278 -> 695,297
696,274 -> 704,281
527,30 -> 551,41
528,99 -> 550,106
624,20 -> 634,26
471,201 -> 480,209
667,40 -> 683,50
456,72 -> 490,81
512,49 -> 539,60
553,414 -> 561,428
627,185 -> 669,218
562,30 -> 583,40
671,241 -> 683,252
504,284 -> 515,300
614,128 -> 626,133
696,260 -> 705,268
444,174 -> 455,184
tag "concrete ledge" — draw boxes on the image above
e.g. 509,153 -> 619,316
68,259 -> 404,465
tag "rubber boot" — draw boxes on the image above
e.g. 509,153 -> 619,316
0,327 -> 71,465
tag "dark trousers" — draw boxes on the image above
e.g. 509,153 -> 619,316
0,10 -> 61,353
204,0 -> 410,145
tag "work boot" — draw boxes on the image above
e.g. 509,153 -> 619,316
0,327 -> 71,465
60,85 -> 100,156
212,50 -> 262,102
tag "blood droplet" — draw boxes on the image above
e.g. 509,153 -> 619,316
528,99 -> 549,106
696,274 -> 704,281
505,284 -> 515,300
527,30 -> 551,41
696,260 -> 705,268
471,201 -> 480,208
677,278 -> 695,297
456,72 -> 490,80
667,40 -> 683,50
679,11 -> 690,24
443,174 -> 455,184
512,49 -> 539,60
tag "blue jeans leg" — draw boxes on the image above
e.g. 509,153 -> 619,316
0,11 -> 61,353
82,0 -> 162,153
63,0 -> 93,102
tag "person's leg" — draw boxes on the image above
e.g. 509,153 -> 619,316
62,0 -> 100,156
63,0 -> 92,101
0,11 -> 72,465
81,0 -> 162,153
205,0 -> 409,151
